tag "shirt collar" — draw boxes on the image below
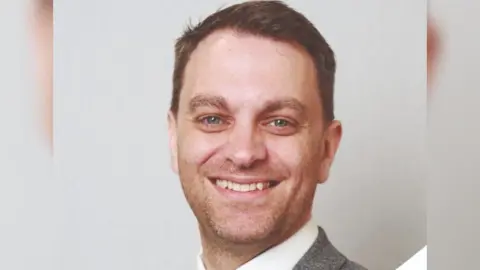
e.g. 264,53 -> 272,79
197,218 -> 318,270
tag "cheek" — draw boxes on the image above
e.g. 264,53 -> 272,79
267,134 -> 323,185
266,137 -> 311,173
178,130 -> 226,166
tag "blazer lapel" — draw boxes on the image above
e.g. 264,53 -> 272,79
292,227 -> 347,270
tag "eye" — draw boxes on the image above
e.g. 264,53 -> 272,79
201,115 -> 224,125
268,119 -> 290,127
264,118 -> 298,136
195,115 -> 229,132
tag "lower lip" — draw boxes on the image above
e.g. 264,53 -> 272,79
209,181 -> 275,201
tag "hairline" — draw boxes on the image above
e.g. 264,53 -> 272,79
173,27 -> 325,118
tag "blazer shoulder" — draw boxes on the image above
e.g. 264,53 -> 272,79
339,260 -> 368,270
293,226 -> 368,270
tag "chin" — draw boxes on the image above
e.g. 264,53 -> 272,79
215,227 -> 272,244
210,217 -> 278,244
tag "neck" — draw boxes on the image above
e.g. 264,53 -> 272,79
199,214 -> 312,270
200,238 -> 262,270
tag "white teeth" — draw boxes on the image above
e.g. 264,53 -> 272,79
233,183 -> 240,191
215,179 -> 272,192
257,182 -> 264,190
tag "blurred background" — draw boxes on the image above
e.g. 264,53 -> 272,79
2,0 -> 479,269
55,1 -> 425,269
428,0 -> 480,269
0,0 -> 55,270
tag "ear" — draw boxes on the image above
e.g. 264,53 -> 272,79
168,111 -> 179,174
317,120 -> 342,184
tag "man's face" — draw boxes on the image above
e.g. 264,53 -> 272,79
169,30 -> 342,244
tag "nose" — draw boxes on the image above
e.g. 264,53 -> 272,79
225,124 -> 267,168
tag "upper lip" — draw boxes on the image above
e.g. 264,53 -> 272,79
208,175 -> 275,184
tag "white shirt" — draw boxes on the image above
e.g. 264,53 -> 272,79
197,218 -> 319,270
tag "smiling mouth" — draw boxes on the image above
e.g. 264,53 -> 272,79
209,178 -> 280,192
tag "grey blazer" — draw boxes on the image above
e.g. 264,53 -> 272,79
292,227 -> 367,270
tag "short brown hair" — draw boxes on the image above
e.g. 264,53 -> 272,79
171,0 -> 336,121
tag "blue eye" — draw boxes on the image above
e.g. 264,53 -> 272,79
269,119 -> 289,127
202,116 -> 223,125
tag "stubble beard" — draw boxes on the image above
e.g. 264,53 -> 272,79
200,180 -> 316,249
204,197 -> 283,245
178,152 -> 317,249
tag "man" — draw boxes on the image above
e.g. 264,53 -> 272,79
168,1 -> 366,269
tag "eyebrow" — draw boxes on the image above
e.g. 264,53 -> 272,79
188,95 -> 306,116
188,94 -> 229,114
262,98 -> 306,116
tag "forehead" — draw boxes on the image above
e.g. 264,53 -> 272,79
181,29 -> 319,109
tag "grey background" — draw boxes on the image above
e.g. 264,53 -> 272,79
0,1 -> 57,270
55,1 -> 426,269
429,0 -> 480,269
